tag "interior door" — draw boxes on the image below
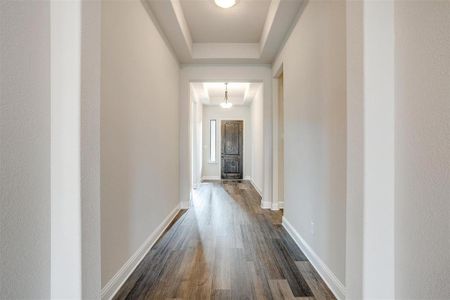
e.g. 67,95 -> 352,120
221,120 -> 243,179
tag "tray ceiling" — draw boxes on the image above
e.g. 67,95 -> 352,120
180,0 -> 271,43
191,82 -> 261,106
143,0 -> 306,64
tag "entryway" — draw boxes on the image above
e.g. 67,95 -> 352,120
189,81 -> 265,199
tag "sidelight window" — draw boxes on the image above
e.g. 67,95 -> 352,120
210,119 -> 216,163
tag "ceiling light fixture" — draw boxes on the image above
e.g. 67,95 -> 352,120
220,83 -> 233,108
214,0 -> 237,9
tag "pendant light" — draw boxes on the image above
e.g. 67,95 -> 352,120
220,83 -> 233,108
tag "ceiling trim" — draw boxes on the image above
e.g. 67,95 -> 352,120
170,0 -> 193,54
144,0 -> 192,62
260,0 -> 281,53
243,83 -> 252,105
259,0 -> 306,61
192,43 -> 260,60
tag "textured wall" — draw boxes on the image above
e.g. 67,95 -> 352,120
395,1 -> 450,298
0,1 -> 51,298
101,0 -> 180,286
251,86 -> 264,194
274,0 -> 347,285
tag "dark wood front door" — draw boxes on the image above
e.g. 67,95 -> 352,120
221,120 -> 243,179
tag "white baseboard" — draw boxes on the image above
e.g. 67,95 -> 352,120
180,200 -> 190,209
101,204 -> 180,300
261,200 -> 272,209
271,201 -> 284,211
201,176 -> 221,181
282,217 -> 345,300
247,177 -> 263,197
245,177 -> 268,209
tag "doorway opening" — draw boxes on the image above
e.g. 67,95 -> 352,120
189,81 -> 264,197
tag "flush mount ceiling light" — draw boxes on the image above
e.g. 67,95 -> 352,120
220,83 -> 233,108
214,0 -> 237,9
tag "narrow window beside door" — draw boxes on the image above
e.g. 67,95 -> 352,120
210,119 -> 216,163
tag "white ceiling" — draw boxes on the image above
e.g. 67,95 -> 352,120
191,82 -> 261,106
144,0 -> 306,64
179,0 -> 271,43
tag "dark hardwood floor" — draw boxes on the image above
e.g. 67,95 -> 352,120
114,181 -> 335,300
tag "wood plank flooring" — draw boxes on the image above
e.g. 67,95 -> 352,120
114,181 -> 336,300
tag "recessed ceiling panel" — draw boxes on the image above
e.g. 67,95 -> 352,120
191,82 -> 262,106
204,82 -> 247,98
180,0 -> 271,43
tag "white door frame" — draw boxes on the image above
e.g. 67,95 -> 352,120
272,63 -> 284,211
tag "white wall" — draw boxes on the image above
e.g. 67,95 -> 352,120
101,0 -> 180,288
1,2 -> 101,298
51,1 -> 102,298
346,2 -> 450,298
202,105 -> 252,180
180,65 -> 272,208
79,2 -> 102,297
251,86 -> 264,195
346,2 -> 396,298
273,0 -> 347,296
361,2 -> 396,298
345,2 -> 364,298
51,3 -> 83,296
191,92 -> 203,188
0,2 -> 51,298
395,1 -> 450,298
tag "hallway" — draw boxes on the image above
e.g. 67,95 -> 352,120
2,1 -> 450,299
114,181 -> 335,299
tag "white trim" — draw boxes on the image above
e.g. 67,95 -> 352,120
272,67 -> 286,215
248,177 -> 263,197
209,119 -> 217,164
282,217 -> 346,300
101,205 -> 181,300
180,200 -> 190,209
271,201 -> 284,211
201,175 -> 221,181
245,177 -> 268,209
261,201 -> 272,209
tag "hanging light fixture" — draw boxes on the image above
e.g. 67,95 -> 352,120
220,83 -> 233,108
